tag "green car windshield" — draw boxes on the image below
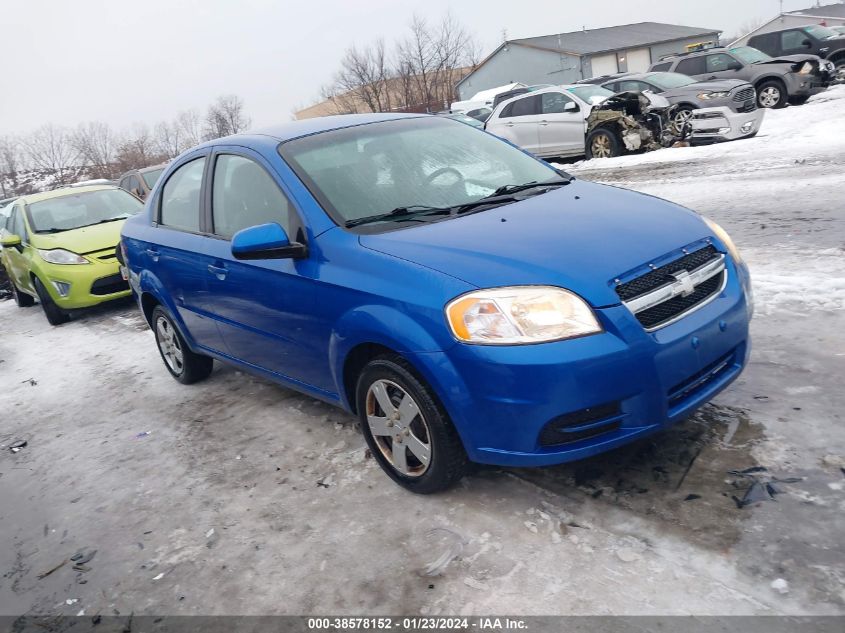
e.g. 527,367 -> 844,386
27,189 -> 143,234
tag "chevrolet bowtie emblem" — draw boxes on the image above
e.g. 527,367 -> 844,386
671,270 -> 696,297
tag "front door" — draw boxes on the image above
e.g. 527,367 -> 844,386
3,206 -> 36,295
538,91 -> 585,157
200,150 -> 331,392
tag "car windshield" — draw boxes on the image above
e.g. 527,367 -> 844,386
141,168 -> 164,188
646,72 -> 697,89
26,189 -> 143,233
805,25 -> 840,40
731,46 -> 772,64
566,85 -> 613,104
446,114 -> 484,128
279,117 -> 561,231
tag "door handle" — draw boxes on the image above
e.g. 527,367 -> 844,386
207,264 -> 228,280
539,120 -> 549,126
707,75 -> 717,80
145,248 -> 160,262
504,122 -> 514,127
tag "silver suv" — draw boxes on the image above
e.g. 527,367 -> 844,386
650,46 -> 827,108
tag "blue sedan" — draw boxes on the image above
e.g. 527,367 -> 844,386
121,113 -> 752,493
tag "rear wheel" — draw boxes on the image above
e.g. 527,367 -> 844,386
33,277 -> 69,325
586,127 -> 621,159
756,80 -> 787,108
788,95 -> 811,106
152,305 -> 213,384
356,356 -> 468,494
11,281 -> 35,307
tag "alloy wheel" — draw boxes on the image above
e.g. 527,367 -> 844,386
155,315 -> 184,375
590,133 -> 613,158
365,379 -> 432,477
672,109 -> 693,135
759,87 -> 780,108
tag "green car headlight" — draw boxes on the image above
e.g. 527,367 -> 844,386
38,248 -> 89,265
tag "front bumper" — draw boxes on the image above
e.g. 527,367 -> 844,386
37,256 -> 131,309
786,73 -> 828,97
690,106 -> 765,143
408,257 -> 751,467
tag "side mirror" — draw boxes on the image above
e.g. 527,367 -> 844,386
0,233 -> 21,248
802,39 -> 813,48
727,61 -> 743,71
231,222 -> 307,260
564,101 -> 579,112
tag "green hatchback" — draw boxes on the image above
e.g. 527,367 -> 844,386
0,186 -> 143,324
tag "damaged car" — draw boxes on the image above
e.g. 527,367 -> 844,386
484,84 -> 689,160
596,72 -> 765,143
651,45 -> 833,108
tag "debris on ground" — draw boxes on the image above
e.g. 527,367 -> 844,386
616,548 -> 642,563
684,494 -> 702,501
9,440 -> 27,453
316,473 -> 335,488
421,527 -> 466,577
771,578 -> 790,594
21,378 -> 37,386
37,559 -> 68,579
152,572 -> 165,580
134,431 -> 152,439
727,467 -> 802,508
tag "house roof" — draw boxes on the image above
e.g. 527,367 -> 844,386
788,3 -> 845,18
457,22 -> 720,87
512,22 -> 720,56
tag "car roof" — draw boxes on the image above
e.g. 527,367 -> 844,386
139,163 -> 167,173
208,113 -> 426,147
15,184 -> 118,205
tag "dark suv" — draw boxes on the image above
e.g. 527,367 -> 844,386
651,46 -> 830,108
748,25 -> 844,79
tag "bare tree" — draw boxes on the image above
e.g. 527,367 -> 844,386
72,122 -> 117,178
204,94 -> 251,140
114,124 -> 163,173
0,136 -> 22,197
333,39 -> 393,113
24,124 -> 79,186
154,120 -> 183,159
175,108 -> 202,149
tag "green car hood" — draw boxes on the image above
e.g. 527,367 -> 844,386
29,219 -> 126,255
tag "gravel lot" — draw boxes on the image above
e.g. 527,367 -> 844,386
1,88 -> 844,617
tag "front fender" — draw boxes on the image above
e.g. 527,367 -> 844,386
328,304 -> 455,409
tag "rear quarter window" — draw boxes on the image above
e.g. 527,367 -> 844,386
676,56 -> 706,75
159,157 -> 206,233
651,61 -> 672,72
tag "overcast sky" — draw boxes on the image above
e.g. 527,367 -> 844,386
0,0 -> 819,136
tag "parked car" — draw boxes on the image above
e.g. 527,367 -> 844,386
118,164 -> 166,200
121,113 -> 752,493
650,46 -> 830,108
0,185 -> 143,324
597,72 -> 764,142
439,112 -> 484,128
485,84 -> 686,159
748,24 -> 844,79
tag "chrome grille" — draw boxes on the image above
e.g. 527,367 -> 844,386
617,246 -> 727,331
733,87 -> 755,102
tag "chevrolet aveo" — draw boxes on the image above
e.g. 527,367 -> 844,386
121,113 -> 752,493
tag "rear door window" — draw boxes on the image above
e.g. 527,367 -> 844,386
502,95 -> 540,118
541,92 -> 575,114
650,61 -> 671,72
211,154 -> 292,239
781,30 -> 807,51
676,56 -> 706,75
159,157 -> 205,232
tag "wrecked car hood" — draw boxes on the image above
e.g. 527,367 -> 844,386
359,179 -> 710,308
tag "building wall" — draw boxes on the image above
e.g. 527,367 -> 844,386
456,46 -> 583,100
731,14 -> 845,46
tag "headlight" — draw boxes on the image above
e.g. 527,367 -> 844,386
698,91 -> 730,100
445,286 -> 602,345
702,217 -> 743,264
37,248 -> 89,265
798,62 -> 813,75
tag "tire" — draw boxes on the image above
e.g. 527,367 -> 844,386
586,127 -> 622,159
756,80 -> 787,109
671,106 -> 695,135
356,355 -> 468,494
788,95 -> 810,106
151,305 -> 213,384
33,277 -> 69,325
11,281 -> 35,307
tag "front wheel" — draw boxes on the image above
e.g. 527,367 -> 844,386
586,127 -> 621,159
33,277 -> 69,325
671,107 -> 695,135
356,356 -> 468,494
11,281 -> 35,307
757,80 -> 787,108
152,305 -> 213,384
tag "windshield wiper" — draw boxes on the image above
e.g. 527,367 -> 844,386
487,177 -> 572,198
74,217 -> 129,230
35,228 -> 67,234
345,205 -> 451,228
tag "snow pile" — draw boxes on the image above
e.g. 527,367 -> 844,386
745,245 -> 845,316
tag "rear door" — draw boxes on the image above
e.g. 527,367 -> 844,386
493,95 -> 542,154
674,56 -> 707,80
538,91 -> 584,157
199,148 -> 331,390
780,29 -> 816,56
149,153 -> 227,353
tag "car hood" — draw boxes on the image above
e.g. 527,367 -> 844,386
29,219 -> 126,254
662,79 -> 747,97
359,180 -> 711,308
